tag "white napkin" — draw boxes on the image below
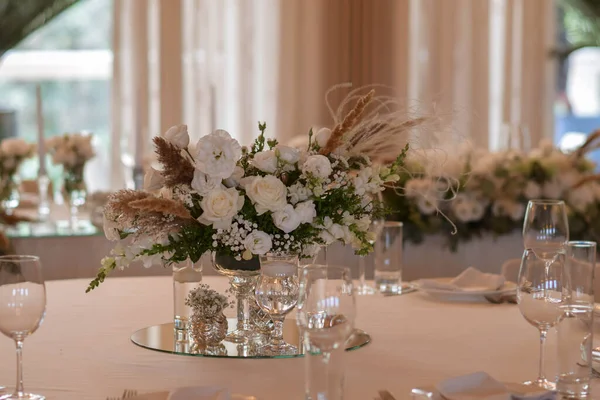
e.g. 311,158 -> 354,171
419,267 -> 506,292
167,387 -> 230,400
435,372 -> 555,400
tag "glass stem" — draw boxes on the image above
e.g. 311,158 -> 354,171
271,318 -> 284,345
538,329 -> 548,383
15,339 -> 24,396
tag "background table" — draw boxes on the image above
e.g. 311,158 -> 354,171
0,275 -> 584,400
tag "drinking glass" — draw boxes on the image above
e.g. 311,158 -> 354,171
374,222 -> 411,295
356,195 -> 384,295
255,254 -> 299,355
522,199 -> 569,262
517,249 -> 565,390
172,257 -> 203,341
556,241 -> 595,399
297,265 -> 356,400
0,255 -> 47,400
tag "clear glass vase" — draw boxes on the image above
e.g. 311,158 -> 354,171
213,253 -> 262,343
172,258 -> 203,340
63,167 -> 87,231
0,175 -> 20,215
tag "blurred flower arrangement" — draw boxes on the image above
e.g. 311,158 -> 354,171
87,88 -> 432,291
386,132 -> 600,250
0,138 -> 36,208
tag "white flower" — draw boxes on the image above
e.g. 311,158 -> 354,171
272,204 -> 302,233
163,124 -> 190,149
492,199 -> 525,221
244,230 -> 272,255
275,145 -> 300,164
295,200 -> 316,224
245,175 -> 287,214
416,196 -> 437,215
288,182 -> 310,204
319,230 -> 336,245
198,187 -> 244,229
102,214 -> 120,241
143,167 -> 165,191
251,150 -> 278,173
523,181 -> 541,199
542,179 -> 563,199
568,185 -> 595,213
302,155 -> 332,179
223,166 -> 245,188
191,169 -> 222,195
194,130 -> 242,179
315,128 -> 332,148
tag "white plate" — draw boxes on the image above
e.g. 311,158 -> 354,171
416,278 -> 517,302
128,392 -> 257,400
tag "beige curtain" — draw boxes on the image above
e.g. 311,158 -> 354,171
277,0 -> 556,151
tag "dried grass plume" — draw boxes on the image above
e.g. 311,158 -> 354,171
153,137 -> 195,187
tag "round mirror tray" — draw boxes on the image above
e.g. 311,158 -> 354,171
131,318 -> 371,359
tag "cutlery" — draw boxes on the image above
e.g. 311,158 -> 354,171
106,389 -> 138,400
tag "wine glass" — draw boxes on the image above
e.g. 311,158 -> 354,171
297,265 -> 356,400
254,254 -> 299,355
523,199 -> 569,262
517,249 -> 565,390
0,255 -> 47,400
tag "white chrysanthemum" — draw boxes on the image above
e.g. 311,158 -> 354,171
194,130 -> 242,179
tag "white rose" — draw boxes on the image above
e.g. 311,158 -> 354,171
275,145 -> 300,164
319,229 -> 336,245
194,130 -> 242,179
244,230 -> 272,255
315,128 -> 332,148
245,175 -> 287,215
191,169 -> 222,195
251,150 -> 278,173
144,167 -> 165,191
328,223 -> 346,240
272,204 -> 302,233
198,187 -> 244,229
523,181 -> 541,199
163,124 -> 190,149
302,155 -> 332,179
223,166 -> 245,188
102,214 -> 120,241
295,200 -> 316,224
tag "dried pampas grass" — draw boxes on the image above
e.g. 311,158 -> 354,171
129,197 -> 193,220
153,137 -> 195,187
104,190 -> 152,222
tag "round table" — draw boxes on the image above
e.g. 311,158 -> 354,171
0,276 -> 590,400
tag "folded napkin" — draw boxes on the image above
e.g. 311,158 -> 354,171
419,267 -> 506,292
167,387 -> 230,400
435,372 -> 555,400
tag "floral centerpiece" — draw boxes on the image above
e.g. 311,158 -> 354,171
46,132 -> 95,224
0,138 -> 36,211
387,132 -> 600,250
87,89 -> 428,291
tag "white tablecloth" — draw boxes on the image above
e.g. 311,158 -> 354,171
0,275 -> 582,400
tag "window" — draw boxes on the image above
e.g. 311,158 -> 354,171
554,4 -> 600,166
0,0 -> 113,192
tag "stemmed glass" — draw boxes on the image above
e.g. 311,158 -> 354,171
517,249 -> 565,390
0,255 -> 47,400
297,265 -> 356,400
254,254 -> 299,355
523,199 -> 569,263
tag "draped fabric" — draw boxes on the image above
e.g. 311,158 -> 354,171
110,0 -> 556,189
